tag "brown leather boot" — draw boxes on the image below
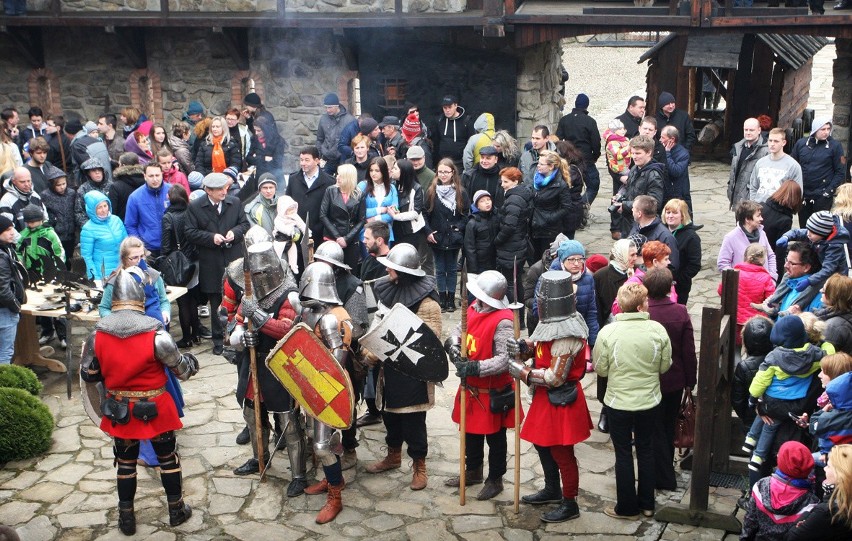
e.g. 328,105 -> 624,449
315,483 -> 343,524
444,464 -> 484,487
304,477 -> 345,495
410,458 -> 427,491
365,446 -> 402,473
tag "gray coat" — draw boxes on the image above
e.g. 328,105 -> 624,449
317,106 -> 355,163
728,138 -> 767,210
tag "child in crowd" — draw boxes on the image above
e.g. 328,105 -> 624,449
740,441 -> 819,541
38,169 -> 76,268
799,353 -> 852,467
798,311 -> 836,355
463,190 -> 498,273
765,211 -> 851,314
722,243 -> 775,351
17,203 -> 66,347
273,195 -> 305,274
732,316 -> 774,432
743,315 -> 824,487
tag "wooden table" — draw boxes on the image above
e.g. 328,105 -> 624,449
14,284 -> 187,373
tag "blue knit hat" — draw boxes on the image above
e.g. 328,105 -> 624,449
575,93 -> 590,110
557,240 -> 586,262
770,315 -> 808,349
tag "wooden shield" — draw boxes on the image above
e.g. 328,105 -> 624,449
266,323 -> 354,429
360,303 -> 449,382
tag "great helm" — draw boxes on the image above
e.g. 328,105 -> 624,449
536,270 -> 576,323
298,262 -> 342,305
468,270 -> 510,310
244,225 -> 273,248
246,239 -> 288,302
111,268 -> 146,313
377,243 -> 425,277
314,240 -> 351,270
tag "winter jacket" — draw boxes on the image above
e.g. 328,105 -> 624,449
784,493 -> 852,540
74,177 -> 113,230
741,473 -> 819,541
729,138 -> 769,209
463,208 -> 498,273
718,226 -> 778,281
593,263 -> 628,327
108,164 -> 145,222
670,223 -> 701,303
648,296 -> 697,394
530,169 -> 571,240
357,181 -> 398,243
761,198 -> 795,278
782,216 -> 851,289
655,107 -> 697,152
593,311 -> 673,411
0,241 -> 26,312
245,194 -> 278,236
125,182 -> 170,252
317,106 -> 356,163
603,128 -> 631,174
616,109 -> 642,138
494,183 -> 533,269
337,119 -> 363,162
161,200 -> 198,262
39,186 -> 76,246
391,183 -> 428,240
822,310 -> 852,355
663,143 -> 691,203
17,223 -> 64,278
621,161 -> 665,218
628,216 -> 681,270
433,107 -> 472,165
0,177 -> 49,233
184,193 -> 250,294
563,164 -> 586,235
462,162 -> 504,209
46,132 -> 73,176
750,344 -> 823,402
194,136 -> 241,176
162,163 -> 190,196
462,113 -> 495,173
246,120 -> 286,183
167,134 -> 193,175
320,185 -> 364,245
79,191 -> 127,281
733,353 -> 766,426
286,169 -> 336,242
556,108 -> 601,164
344,156 -> 371,184
537,265 -> 600,346
105,134 -> 126,167
809,371 -> 852,454
425,189 -> 469,251
519,141 -> 557,186
71,135 -> 113,184
723,262 -> 776,325
791,135 -> 846,200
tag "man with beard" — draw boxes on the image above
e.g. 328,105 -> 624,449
22,136 -> 61,194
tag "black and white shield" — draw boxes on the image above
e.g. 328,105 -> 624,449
360,304 -> 448,382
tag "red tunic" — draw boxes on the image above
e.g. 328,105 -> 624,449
96,330 -> 182,439
520,340 -> 592,447
451,307 -> 524,434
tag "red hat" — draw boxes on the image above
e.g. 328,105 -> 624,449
401,113 -> 421,143
585,254 -> 609,273
776,441 -> 814,479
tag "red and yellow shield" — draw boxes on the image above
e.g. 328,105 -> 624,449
266,323 -> 354,429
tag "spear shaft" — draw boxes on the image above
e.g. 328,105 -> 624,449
459,262 -> 468,506
243,248 -> 266,481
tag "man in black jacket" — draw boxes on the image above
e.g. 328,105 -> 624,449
0,214 -> 26,364
556,93 -> 602,205
612,136 -> 665,237
462,146 -> 504,209
184,172 -> 250,355
285,146 -> 336,272
655,92 -> 697,154
432,95 -> 472,171
616,96 -> 646,138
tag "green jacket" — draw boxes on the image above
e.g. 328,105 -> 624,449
17,223 -> 65,278
593,311 -> 673,411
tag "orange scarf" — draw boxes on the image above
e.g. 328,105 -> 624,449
211,136 -> 226,172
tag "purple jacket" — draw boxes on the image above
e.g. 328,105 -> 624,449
717,225 -> 778,281
648,297 -> 697,393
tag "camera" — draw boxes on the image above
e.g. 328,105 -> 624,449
223,241 -> 233,249
607,188 -> 626,214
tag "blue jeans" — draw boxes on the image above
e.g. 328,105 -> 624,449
747,414 -> 780,460
0,307 -> 21,364
433,248 -> 459,293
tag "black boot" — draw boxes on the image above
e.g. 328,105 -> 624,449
541,498 -> 580,523
233,458 -> 260,475
446,293 -> 456,313
597,410 -> 609,433
168,498 -> 192,527
439,292 -> 448,313
236,425 -> 250,445
522,485 -> 563,505
118,501 -> 135,536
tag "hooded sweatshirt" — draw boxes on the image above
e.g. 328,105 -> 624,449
791,116 -> 846,199
434,106 -> 471,163
462,113 -> 495,173
810,371 -> 852,454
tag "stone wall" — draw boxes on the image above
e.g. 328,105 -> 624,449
833,38 -> 851,157
286,0 -> 464,13
26,0 -> 462,12
515,41 -> 563,140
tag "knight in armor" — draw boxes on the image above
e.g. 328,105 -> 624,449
80,269 -> 199,536
291,261 -> 354,524
364,243 -> 441,491
228,230 -> 307,503
314,240 -> 369,471
508,270 -> 593,523
444,270 -> 524,500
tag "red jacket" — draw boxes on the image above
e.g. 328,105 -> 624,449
719,262 -> 776,325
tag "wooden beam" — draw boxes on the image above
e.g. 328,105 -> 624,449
219,27 -> 250,71
1,27 -> 44,68
112,27 -> 147,69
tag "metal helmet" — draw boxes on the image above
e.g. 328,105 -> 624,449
536,270 -> 576,323
468,271 -> 509,310
378,243 -> 425,277
314,240 -> 351,270
80,157 -> 105,172
226,257 -> 245,290
111,268 -> 145,313
246,240 -> 288,301
299,262 -> 342,305
244,225 -> 272,250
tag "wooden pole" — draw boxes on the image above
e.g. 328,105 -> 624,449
512,257 -> 521,514
243,250 -> 266,482
459,263 -> 468,506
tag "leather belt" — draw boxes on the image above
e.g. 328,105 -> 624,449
108,387 -> 166,401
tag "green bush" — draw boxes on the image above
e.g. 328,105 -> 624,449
0,388 -> 54,463
0,364 -> 43,395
